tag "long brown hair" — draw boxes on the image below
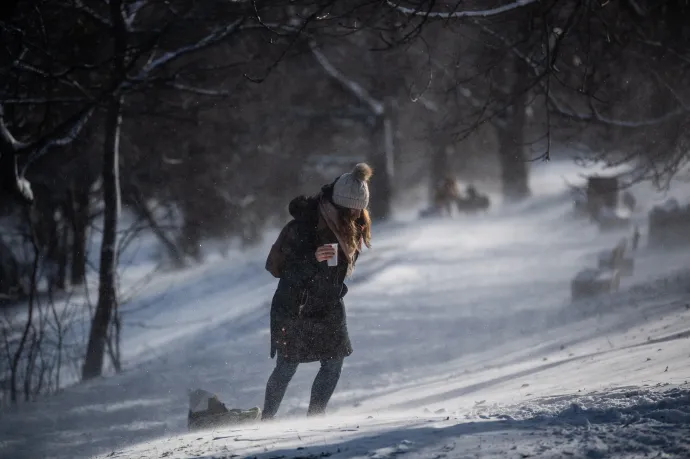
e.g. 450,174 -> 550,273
336,206 -> 372,251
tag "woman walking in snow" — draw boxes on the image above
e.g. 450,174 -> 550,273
262,163 -> 373,420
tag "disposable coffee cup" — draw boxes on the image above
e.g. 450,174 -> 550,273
327,243 -> 338,267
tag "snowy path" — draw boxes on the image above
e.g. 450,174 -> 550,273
2,162 -> 690,459
93,384 -> 690,459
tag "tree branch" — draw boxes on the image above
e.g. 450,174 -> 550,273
130,18 -> 245,83
479,23 -> 690,128
124,0 -> 146,29
0,105 -> 33,204
0,105 -> 28,151
626,0 -> 647,17
386,0 -> 541,19
23,107 -> 96,168
309,40 -> 384,115
163,82 -> 234,97
0,97 -> 87,105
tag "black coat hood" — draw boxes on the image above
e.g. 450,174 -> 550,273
288,183 -> 334,222
288,195 -> 315,221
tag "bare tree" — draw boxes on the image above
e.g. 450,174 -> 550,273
390,0 -> 690,194
82,0 -> 250,380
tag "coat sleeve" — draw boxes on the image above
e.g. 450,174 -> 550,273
281,222 -> 345,302
281,222 -> 323,289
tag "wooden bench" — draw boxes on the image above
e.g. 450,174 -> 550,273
571,267 -> 621,301
648,200 -> 690,249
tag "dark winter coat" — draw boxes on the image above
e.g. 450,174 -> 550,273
269,189 -> 357,363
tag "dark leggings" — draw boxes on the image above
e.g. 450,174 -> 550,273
262,355 -> 344,420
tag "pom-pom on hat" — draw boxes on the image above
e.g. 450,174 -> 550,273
332,163 -> 373,210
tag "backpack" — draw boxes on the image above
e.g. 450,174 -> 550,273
265,221 -> 296,278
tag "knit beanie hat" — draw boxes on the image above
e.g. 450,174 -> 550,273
332,163 -> 373,210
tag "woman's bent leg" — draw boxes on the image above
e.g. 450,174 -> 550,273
307,357 -> 344,416
262,356 -> 299,420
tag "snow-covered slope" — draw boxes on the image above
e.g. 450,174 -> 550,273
2,161 -> 690,459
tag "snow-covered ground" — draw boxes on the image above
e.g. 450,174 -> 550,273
2,161 -> 690,459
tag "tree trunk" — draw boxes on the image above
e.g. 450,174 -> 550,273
0,237 -> 22,299
131,192 -> 186,268
496,56 -> 531,203
37,198 -> 64,291
55,218 -> 68,290
70,187 -> 89,285
430,136 -> 451,201
10,223 -> 39,403
368,101 -> 395,220
180,201 -> 203,263
497,124 -> 530,202
82,0 -> 126,381
0,108 -> 34,207
82,96 -> 122,381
